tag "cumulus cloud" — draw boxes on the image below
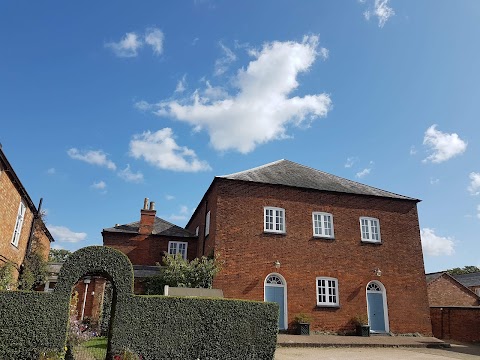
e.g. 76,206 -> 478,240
421,228 -> 455,256
48,225 -> 87,243
145,27 -> 164,55
129,128 -> 211,172
118,165 -> 144,183
468,172 -> 480,196
355,161 -> 374,178
422,125 -> 467,163
91,180 -> 107,190
67,148 -> 116,170
410,145 -> 417,155
363,0 -> 395,28
105,32 -> 143,58
214,42 -> 237,76
430,178 -> 440,185
140,35 -> 331,153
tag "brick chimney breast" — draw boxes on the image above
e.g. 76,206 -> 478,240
139,198 -> 156,235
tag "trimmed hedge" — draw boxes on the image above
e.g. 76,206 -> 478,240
112,295 -> 279,359
0,246 -> 278,360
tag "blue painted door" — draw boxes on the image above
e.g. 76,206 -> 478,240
265,286 -> 285,329
367,292 -> 385,332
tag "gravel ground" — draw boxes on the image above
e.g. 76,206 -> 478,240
275,344 -> 480,360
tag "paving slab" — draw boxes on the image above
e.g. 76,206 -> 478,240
277,334 -> 450,348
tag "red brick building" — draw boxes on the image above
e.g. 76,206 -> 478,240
185,160 -> 432,335
102,198 -> 197,292
0,146 -> 53,284
426,272 -> 479,307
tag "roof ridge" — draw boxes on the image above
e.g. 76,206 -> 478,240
218,159 -> 286,178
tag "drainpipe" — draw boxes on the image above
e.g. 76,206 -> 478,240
25,198 -> 42,257
81,277 -> 91,321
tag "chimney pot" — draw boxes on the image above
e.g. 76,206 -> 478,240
143,198 -> 149,210
149,201 -> 155,211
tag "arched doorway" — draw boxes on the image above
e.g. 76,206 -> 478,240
366,280 -> 389,333
264,273 -> 287,330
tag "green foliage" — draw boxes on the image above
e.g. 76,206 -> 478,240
143,253 -> 222,294
77,337 -> 107,360
446,265 -> 480,275
352,313 -> 369,326
49,249 -> 72,262
99,281 -> 113,335
293,313 -> 312,324
111,295 -> 278,359
18,245 -> 48,291
0,261 -> 16,290
0,246 -> 278,360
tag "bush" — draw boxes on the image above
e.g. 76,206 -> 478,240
0,261 -> 16,290
0,246 -> 278,360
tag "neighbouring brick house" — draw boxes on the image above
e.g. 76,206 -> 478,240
185,159 -> 432,335
102,198 -> 196,293
426,272 -> 479,307
0,145 -> 54,284
451,272 -> 480,296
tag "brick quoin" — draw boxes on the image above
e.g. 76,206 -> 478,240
187,178 -> 432,335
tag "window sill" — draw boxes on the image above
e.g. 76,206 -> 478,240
10,243 -> 19,249
263,231 -> 286,235
361,240 -> 382,245
315,304 -> 340,309
313,236 -> 335,240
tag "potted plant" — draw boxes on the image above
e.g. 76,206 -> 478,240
353,314 -> 370,337
293,313 -> 311,335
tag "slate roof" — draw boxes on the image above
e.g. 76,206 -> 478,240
218,159 -> 418,201
425,272 -> 444,284
103,217 -> 195,238
452,273 -> 480,287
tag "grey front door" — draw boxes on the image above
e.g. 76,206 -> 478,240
367,292 -> 385,332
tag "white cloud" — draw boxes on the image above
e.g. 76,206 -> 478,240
345,157 -> 357,168
420,228 -> 455,256
319,47 -> 329,60
48,225 -> 87,243
144,35 -> 331,154
169,214 -> 187,221
134,100 -> 153,111
145,27 -> 164,55
430,178 -> 440,185
477,205 -> 480,220
91,180 -> 107,190
356,168 -> 371,178
130,128 -> 211,172
214,42 -> 237,76
67,148 -> 116,170
165,194 -> 175,200
422,125 -> 467,163
46,168 -> 56,175
180,205 -> 189,214
362,0 -> 395,27
175,75 -> 187,93
105,32 -> 143,58
468,172 -> 480,195
118,165 -> 144,183
410,145 -> 417,155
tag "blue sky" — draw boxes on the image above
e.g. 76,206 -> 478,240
1,0 -> 479,273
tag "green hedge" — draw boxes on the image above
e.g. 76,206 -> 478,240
112,295 -> 279,359
0,291 -> 67,359
0,246 -> 279,360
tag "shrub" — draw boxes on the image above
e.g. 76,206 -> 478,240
0,261 -> 16,290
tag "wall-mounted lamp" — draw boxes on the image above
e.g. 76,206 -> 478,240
373,268 -> 382,277
274,260 -> 281,269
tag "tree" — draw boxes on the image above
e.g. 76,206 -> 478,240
143,253 -> 222,295
446,266 -> 480,275
49,249 -> 72,263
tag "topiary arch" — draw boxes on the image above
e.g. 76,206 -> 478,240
0,246 -> 278,359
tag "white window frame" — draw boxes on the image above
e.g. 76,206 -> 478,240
205,211 -> 211,237
11,200 -> 26,247
312,212 -> 334,239
168,241 -> 188,260
264,207 -> 286,234
360,217 -> 381,243
316,277 -> 339,307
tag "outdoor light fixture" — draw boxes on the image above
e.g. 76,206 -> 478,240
373,268 -> 382,277
274,260 -> 281,269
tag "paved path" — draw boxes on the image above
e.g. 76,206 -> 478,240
275,344 -> 480,360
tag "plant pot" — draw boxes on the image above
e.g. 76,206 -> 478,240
296,322 -> 310,335
356,324 -> 370,337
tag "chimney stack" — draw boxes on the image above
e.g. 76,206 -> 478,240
139,198 -> 156,235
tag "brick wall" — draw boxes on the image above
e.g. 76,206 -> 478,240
188,178 -> 432,335
74,277 -> 106,323
427,275 -> 479,306
0,167 -> 35,279
431,307 -> 480,342
103,232 -> 197,265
